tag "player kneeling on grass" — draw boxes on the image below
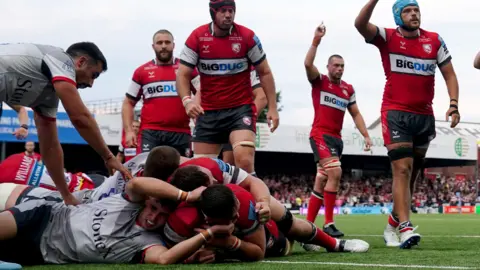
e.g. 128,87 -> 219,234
0,168 -> 234,266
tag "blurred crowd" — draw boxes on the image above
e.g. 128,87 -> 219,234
263,173 -> 479,209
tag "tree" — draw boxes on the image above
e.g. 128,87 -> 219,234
257,91 -> 283,123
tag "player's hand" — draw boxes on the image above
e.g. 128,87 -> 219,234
255,201 -> 271,224
63,193 -> 81,206
184,248 -> 216,264
186,186 -> 207,203
267,108 -> 280,132
125,131 -> 137,148
446,105 -> 460,128
364,136 -> 372,151
185,102 -> 204,119
315,22 -> 326,39
12,126 -> 28,140
313,22 -> 326,46
196,223 -> 235,239
104,154 -> 133,180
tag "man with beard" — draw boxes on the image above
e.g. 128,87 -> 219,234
122,29 -> 200,157
304,23 -> 371,241
176,0 -> 280,178
355,0 -> 460,248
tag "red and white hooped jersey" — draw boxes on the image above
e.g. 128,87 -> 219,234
180,22 -> 266,110
0,153 -> 94,192
367,27 -> 452,115
310,74 -> 356,138
126,58 -> 200,134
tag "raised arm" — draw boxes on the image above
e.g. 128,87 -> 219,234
304,23 -> 326,82
354,0 -> 380,41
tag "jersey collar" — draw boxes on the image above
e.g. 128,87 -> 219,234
209,22 -> 234,36
153,57 -> 176,66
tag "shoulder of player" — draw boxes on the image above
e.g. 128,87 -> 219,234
233,23 -> 256,39
340,80 -> 354,91
191,23 -> 212,37
420,29 -> 444,46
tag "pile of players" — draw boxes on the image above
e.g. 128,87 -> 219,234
0,146 -> 370,267
0,0 -> 465,267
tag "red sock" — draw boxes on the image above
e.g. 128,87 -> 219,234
323,190 -> 337,225
307,226 -> 337,250
388,213 -> 400,228
307,191 -> 323,223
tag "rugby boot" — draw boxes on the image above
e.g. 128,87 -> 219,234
327,239 -> 370,253
323,223 -> 344,238
398,222 -> 421,249
383,224 -> 401,247
300,243 -> 322,252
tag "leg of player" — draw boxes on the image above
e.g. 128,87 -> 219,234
193,142 -> 221,159
269,198 -> 369,253
410,146 -> 428,198
321,157 -> 344,238
306,164 -> 327,224
385,142 -> 420,249
230,130 -> 256,176
0,184 -> 28,211
302,165 -> 327,251
0,211 -> 17,241
221,144 -> 235,164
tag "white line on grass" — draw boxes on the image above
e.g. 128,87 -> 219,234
262,260 -> 476,269
349,234 -> 480,238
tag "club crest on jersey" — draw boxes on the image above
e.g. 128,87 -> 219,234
243,116 -> 252,126
232,43 -> 241,53
423,44 -> 432,54
342,89 -> 349,97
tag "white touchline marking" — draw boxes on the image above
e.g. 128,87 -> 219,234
348,234 -> 480,238
262,260 -> 477,269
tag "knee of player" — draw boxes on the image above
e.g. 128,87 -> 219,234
322,159 -> 342,180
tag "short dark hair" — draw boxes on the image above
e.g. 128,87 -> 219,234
169,166 -> 210,191
152,29 -> 174,42
143,146 -> 180,180
66,42 -> 108,72
199,185 -> 236,220
328,54 -> 343,64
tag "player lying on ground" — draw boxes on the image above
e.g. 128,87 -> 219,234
165,167 -> 370,263
165,173 -> 294,263
0,146 -> 181,211
0,164 -> 233,266
0,152 -> 98,210
0,147 -> 271,224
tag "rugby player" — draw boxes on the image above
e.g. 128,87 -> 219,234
221,67 -> 268,165
117,119 -> 140,163
122,29 -> 200,157
163,182 -> 369,263
304,23 -> 372,240
0,167 -> 233,266
0,146 -> 181,211
0,42 -> 131,205
0,152 -> 95,211
355,0 -> 460,248
176,0 -> 280,178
